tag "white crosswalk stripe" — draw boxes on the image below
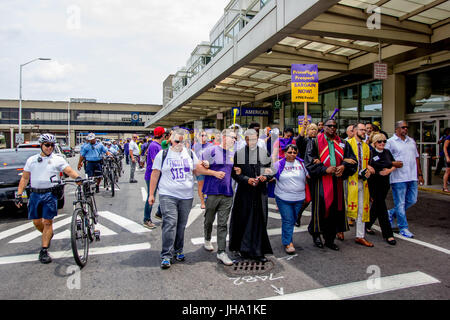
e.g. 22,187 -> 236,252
261,271 -> 440,300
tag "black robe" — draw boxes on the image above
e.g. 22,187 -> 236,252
304,137 -> 357,243
229,145 -> 273,258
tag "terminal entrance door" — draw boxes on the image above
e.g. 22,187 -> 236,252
408,118 -> 450,168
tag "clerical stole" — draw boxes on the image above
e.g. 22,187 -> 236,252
317,133 -> 344,216
346,137 -> 370,222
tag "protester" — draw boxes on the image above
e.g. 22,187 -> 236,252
442,132 -> 450,193
385,121 -> 424,238
143,127 -> 165,229
195,129 -> 237,266
296,122 -> 318,160
317,121 -> 324,133
365,123 -> 374,143
345,125 -> 355,140
272,128 -> 294,162
344,123 -> 375,247
128,134 -> 140,183
229,129 -> 273,262
192,130 -> 210,209
124,138 -> 130,165
365,133 -> 401,245
273,144 -> 309,254
305,119 -> 357,250
148,129 -> 199,269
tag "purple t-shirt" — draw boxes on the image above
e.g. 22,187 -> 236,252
202,145 -> 235,197
193,142 -> 210,160
145,141 -> 162,181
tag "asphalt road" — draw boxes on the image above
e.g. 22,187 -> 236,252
0,155 -> 449,301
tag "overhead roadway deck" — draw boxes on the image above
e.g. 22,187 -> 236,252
146,0 -> 450,129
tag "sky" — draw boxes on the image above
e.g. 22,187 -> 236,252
0,0 -> 230,105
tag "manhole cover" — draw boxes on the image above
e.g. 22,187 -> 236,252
226,259 -> 275,276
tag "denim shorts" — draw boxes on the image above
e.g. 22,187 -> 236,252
28,192 -> 58,220
196,175 -> 205,181
86,161 -> 102,177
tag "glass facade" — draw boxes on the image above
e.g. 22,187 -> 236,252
281,80 -> 382,136
406,66 -> 450,114
0,108 -> 156,127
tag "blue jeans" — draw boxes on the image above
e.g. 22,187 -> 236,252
159,195 -> 193,260
144,180 -> 161,223
275,196 -> 304,246
389,181 -> 418,231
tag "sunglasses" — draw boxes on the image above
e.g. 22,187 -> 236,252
401,126 -> 409,129
376,140 -> 387,144
326,125 -> 337,128
286,151 -> 297,154
173,140 -> 181,144
43,143 -> 55,148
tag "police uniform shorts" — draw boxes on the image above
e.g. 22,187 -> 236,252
86,161 -> 102,177
28,192 -> 58,220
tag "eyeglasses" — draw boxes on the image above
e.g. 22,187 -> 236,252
286,151 -> 297,154
376,140 -> 387,144
326,125 -> 337,128
401,126 -> 409,129
43,143 -> 55,148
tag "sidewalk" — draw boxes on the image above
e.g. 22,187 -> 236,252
419,172 -> 449,196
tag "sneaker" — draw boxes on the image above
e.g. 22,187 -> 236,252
217,252 -> 233,266
39,249 -> 52,264
204,240 -> 214,252
175,253 -> 185,262
154,212 -> 162,221
399,229 -> 414,238
160,259 -> 171,269
143,221 -> 156,229
129,179 -> 138,183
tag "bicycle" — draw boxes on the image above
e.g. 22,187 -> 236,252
102,155 -> 118,197
51,175 -> 101,268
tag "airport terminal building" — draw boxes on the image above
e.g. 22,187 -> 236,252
0,99 -> 161,148
147,0 -> 449,162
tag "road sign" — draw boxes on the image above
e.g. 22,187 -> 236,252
15,133 -> 24,144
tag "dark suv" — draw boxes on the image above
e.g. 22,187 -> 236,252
0,148 -> 65,211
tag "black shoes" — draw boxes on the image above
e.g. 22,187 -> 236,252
39,249 -> 52,264
313,236 -> 324,248
386,238 -> 397,245
325,243 -> 340,251
256,256 -> 268,263
129,180 -> 138,183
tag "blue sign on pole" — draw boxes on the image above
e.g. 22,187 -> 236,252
231,107 -> 270,117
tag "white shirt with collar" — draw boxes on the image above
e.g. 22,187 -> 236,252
385,134 -> 419,184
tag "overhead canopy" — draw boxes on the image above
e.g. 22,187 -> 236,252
146,0 -> 450,129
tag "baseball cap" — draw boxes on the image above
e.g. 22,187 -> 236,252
154,126 -> 165,137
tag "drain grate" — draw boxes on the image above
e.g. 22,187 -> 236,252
226,259 -> 275,275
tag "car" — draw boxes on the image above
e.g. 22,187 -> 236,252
61,145 -> 73,158
0,148 -> 66,212
18,141 -> 67,161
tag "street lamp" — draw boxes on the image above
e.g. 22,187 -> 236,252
19,57 -> 51,136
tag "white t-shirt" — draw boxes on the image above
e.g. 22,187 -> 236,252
385,134 -> 419,184
129,141 -> 140,157
274,160 -> 309,202
24,153 -> 69,189
152,148 -> 199,199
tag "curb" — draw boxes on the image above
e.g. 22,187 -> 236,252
418,186 -> 450,196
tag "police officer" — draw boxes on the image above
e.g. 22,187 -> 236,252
15,134 -> 82,264
77,133 -> 111,193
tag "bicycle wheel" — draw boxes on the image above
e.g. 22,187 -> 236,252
71,208 -> 89,268
110,171 -> 115,197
